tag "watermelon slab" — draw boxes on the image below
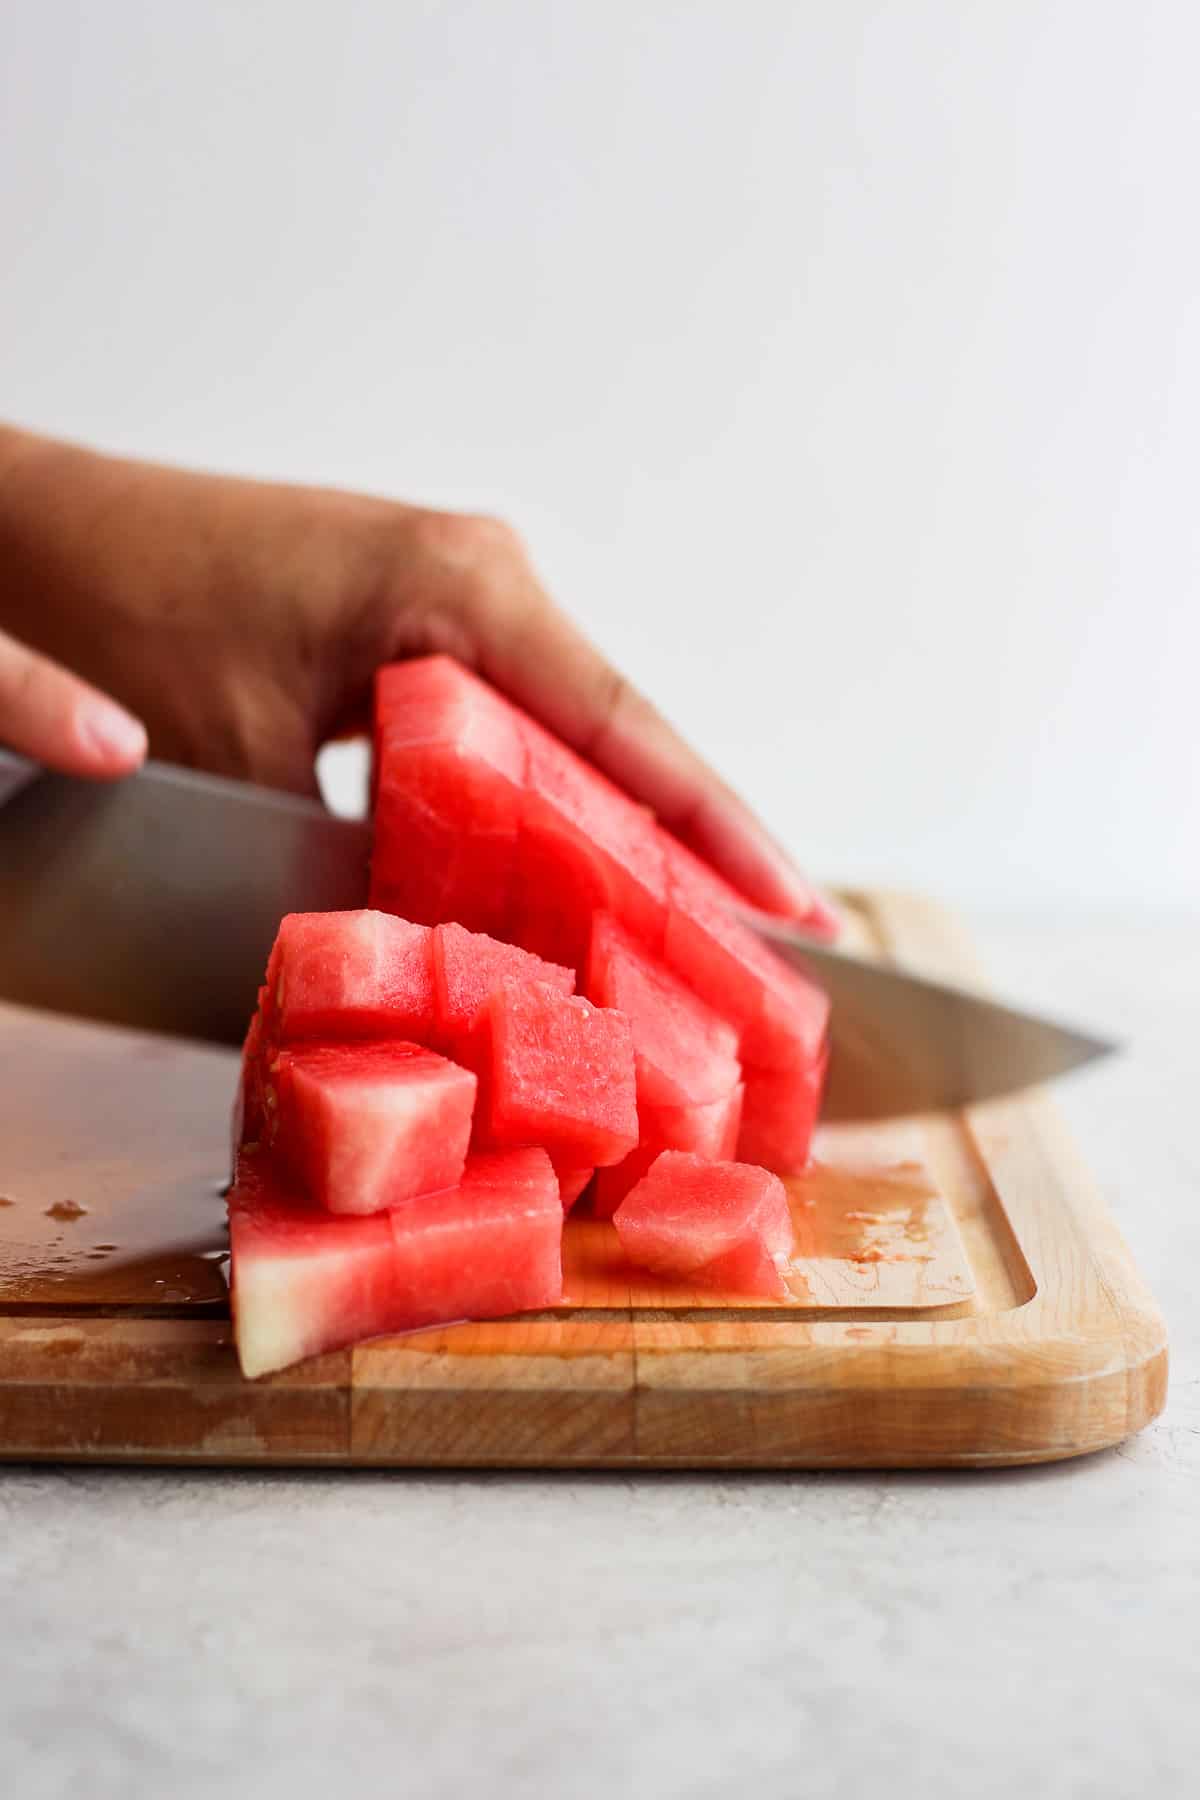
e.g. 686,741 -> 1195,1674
272,1042 -> 477,1215
228,1146 -> 562,1379
486,978 -> 639,1166
613,1151 -> 794,1299
585,913 -> 740,1108
371,658 -> 527,936
266,910 -> 436,1045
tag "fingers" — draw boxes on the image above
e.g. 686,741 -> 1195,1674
453,534 -> 831,922
0,628 -> 147,778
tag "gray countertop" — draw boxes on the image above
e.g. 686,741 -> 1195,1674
2,908 -> 1196,1800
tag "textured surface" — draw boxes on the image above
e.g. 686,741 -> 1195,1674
0,907 -> 1194,1798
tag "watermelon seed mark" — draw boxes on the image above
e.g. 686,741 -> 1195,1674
45,1200 -> 88,1221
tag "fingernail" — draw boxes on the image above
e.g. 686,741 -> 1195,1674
79,699 -> 148,767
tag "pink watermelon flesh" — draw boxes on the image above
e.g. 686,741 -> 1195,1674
585,912 -> 740,1108
613,1150 -> 794,1299
432,922 -> 573,1068
228,1146 -> 563,1379
737,1044 -> 829,1172
553,1162 -> 594,1212
486,979 -> 638,1166
272,1042 -> 477,1216
591,1083 -> 745,1219
388,1147 -> 563,1324
370,658 -> 527,936
234,998 -> 268,1154
266,910 -> 436,1045
662,839 -> 830,1072
229,1151 -> 407,1379
509,715 -> 667,971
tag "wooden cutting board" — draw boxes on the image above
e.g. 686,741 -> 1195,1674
0,893 -> 1167,1469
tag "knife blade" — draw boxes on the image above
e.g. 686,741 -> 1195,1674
0,751 -> 1115,1114
0,751 -> 370,1044
748,912 -> 1115,1118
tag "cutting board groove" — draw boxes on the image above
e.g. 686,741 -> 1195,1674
0,892 -> 1167,1468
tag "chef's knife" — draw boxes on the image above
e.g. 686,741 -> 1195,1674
0,751 -> 370,1046
0,751 -> 1114,1113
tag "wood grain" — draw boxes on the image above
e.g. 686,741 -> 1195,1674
0,895 -> 1168,1468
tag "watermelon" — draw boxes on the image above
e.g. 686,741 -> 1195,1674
486,978 -> 638,1167
554,1163 -> 594,1212
613,1151 -> 794,1298
509,715 -> 667,971
229,1151 -> 405,1378
585,913 -> 740,1108
662,839 -> 829,1071
266,910 -> 436,1045
228,1146 -> 563,1379
432,921 -> 573,1069
387,1147 -> 563,1325
271,1042 -> 477,1215
234,996 -> 268,1151
737,1045 -> 829,1173
370,658 -> 527,935
592,1083 -> 745,1219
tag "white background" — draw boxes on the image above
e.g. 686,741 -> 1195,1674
2,0 -> 1196,910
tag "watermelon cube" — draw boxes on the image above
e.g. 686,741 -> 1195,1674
266,910 -> 436,1045
388,1147 -> 563,1324
432,922 -> 573,1069
613,1150 -> 794,1299
228,1146 -> 563,1379
737,1046 -> 829,1173
585,913 -> 740,1108
229,1151 -> 406,1379
509,716 -> 667,972
272,1042 -> 477,1215
370,657 -> 527,935
486,979 -> 638,1167
662,840 -> 829,1071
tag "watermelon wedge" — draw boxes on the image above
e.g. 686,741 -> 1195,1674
370,658 -> 527,935
613,1151 -> 794,1298
229,1152 -> 404,1379
509,715 -> 667,971
228,1146 -> 563,1379
271,1042 -> 477,1215
486,978 -> 638,1167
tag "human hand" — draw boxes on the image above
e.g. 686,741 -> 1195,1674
0,623 -> 146,778
0,425 -> 829,923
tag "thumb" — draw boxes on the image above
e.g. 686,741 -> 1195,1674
0,627 -> 147,778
